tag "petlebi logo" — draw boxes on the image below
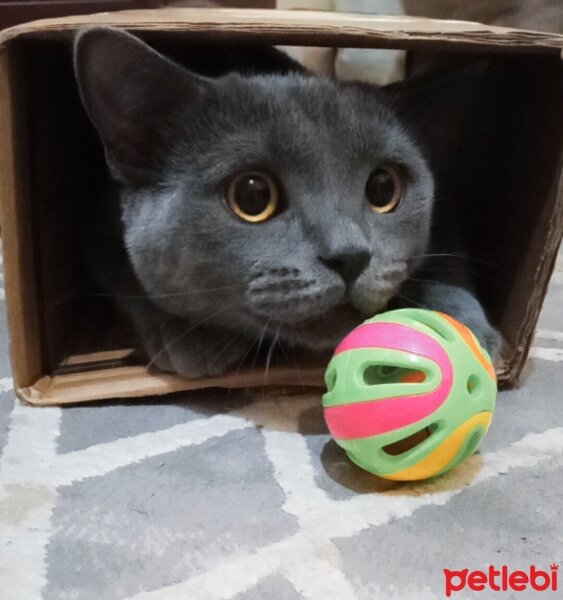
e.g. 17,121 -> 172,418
444,563 -> 558,597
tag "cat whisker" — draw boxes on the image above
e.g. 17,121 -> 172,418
290,344 -> 305,389
385,58 -> 443,111
206,330 -> 243,371
264,322 -> 282,382
92,285 -> 244,301
408,267 -> 506,284
408,252 -> 500,269
49,285 -> 243,310
226,331 -> 262,403
276,336 -> 291,363
147,306 -> 230,371
393,292 -> 425,309
245,317 -> 273,381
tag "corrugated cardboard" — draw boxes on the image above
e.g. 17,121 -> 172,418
0,9 -> 562,405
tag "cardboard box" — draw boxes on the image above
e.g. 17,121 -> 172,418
0,9 -> 562,405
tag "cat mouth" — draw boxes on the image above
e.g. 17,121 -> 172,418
254,303 -> 365,351
245,284 -> 396,351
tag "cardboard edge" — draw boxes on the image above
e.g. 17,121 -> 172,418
0,9 -> 562,53
508,151 -> 563,384
0,46 -> 45,391
18,364 -> 327,406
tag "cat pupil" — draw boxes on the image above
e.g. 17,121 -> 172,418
235,175 -> 271,215
366,167 -> 396,207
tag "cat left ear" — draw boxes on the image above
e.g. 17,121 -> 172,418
381,60 -> 491,173
381,61 -> 489,142
74,27 -> 210,185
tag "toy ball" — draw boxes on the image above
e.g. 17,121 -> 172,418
322,308 -> 497,481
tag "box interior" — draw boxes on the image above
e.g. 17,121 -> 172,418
3,21 -> 563,400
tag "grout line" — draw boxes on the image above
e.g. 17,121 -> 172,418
0,401 -> 62,600
123,426 -> 563,600
529,347 -> 563,362
535,329 -> 563,342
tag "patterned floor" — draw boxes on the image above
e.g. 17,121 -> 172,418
0,250 -> 562,600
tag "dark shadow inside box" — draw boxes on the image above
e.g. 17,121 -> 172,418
23,34 -> 563,377
401,51 -> 563,347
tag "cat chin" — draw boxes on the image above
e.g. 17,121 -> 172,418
273,304 -> 365,352
245,290 -> 396,352
349,281 -> 403,317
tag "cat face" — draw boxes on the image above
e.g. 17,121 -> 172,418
75,28 -> 434,351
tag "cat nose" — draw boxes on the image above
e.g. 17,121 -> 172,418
320,248 -> 371,284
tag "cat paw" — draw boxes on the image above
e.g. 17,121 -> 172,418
398,281 -> 504,363
144,319 -> 249,379
459,313 -> 504,361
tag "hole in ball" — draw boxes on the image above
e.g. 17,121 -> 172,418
457,428 -> 484,465
467,374 -> 481,397
325,368 -> 337,392
382,423 -> 438,456
363,365 -> 426,386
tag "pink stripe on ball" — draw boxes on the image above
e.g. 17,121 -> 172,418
335,322 -> 445,358
324,385 -> 450,440
325,323 -> 453,440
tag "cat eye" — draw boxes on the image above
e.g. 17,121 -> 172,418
226,171 -> 280,223
365,166 -> 403,214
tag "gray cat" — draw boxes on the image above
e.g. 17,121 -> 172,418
73,27 -> 501,378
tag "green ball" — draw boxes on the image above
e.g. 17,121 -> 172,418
322,309 -> 497,480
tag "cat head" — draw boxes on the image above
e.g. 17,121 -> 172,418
74,27 -> 434,351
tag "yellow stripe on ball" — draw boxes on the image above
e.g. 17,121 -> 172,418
382,412 -> 493,481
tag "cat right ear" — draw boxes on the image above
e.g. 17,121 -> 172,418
382,61 -> 490,147
74,27 -> 208,185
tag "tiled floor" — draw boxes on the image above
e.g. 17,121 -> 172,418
0,250 -> 562,600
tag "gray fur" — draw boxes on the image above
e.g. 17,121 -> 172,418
74,27 -> 500,378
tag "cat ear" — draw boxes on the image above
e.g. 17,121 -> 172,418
382,60 -> 490,167
74,27 -> 209,184
383,61 -> 488,134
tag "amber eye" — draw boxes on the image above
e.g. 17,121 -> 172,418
365,166 -> 403,213
226,171 -> 279,223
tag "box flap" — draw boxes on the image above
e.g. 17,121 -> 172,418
19,363 -> 326,406
0,9 -> 563,53
2,6 -> 562,404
